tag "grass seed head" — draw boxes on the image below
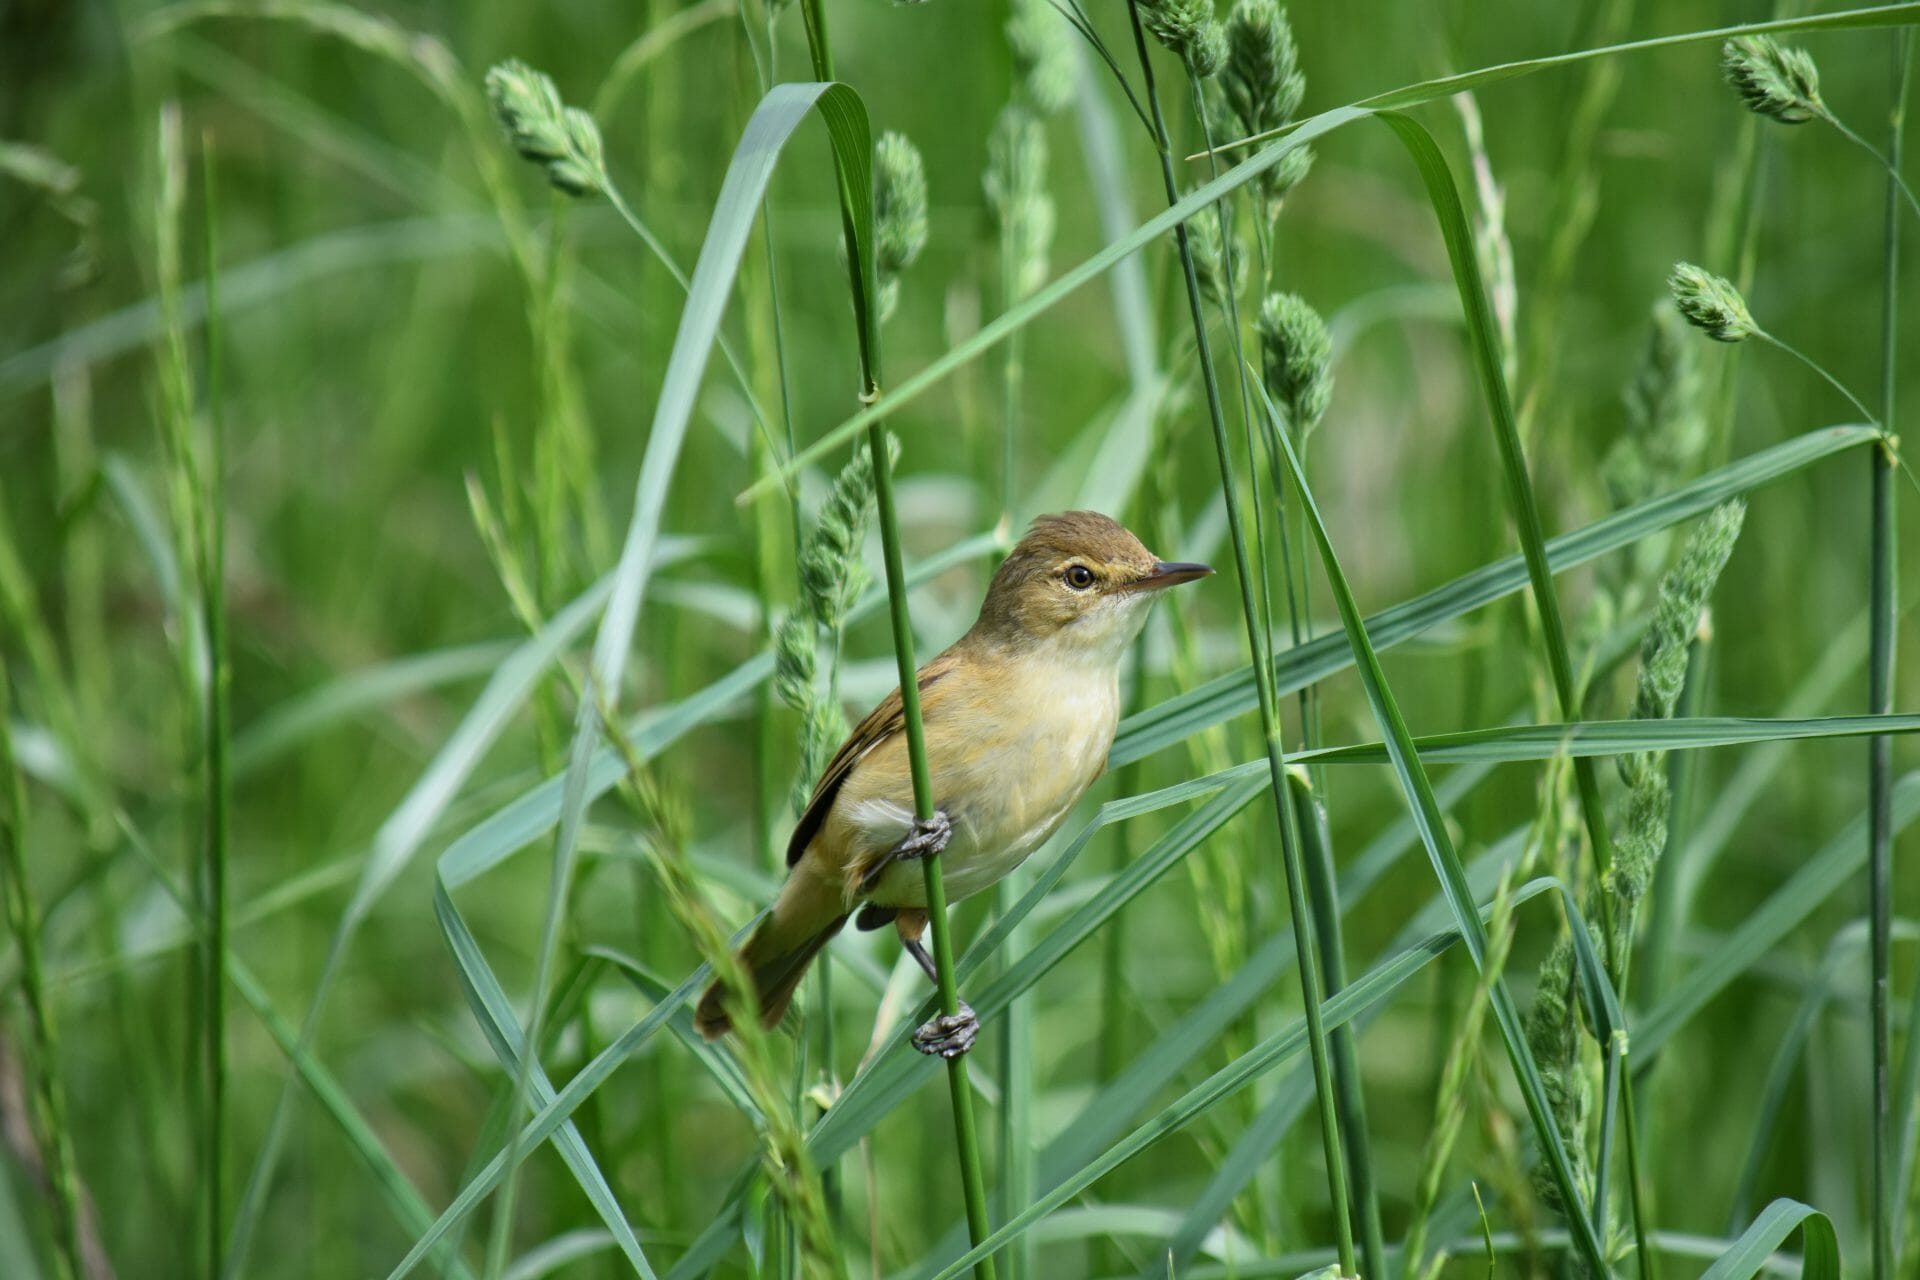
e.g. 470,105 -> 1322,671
1257,291 -> 1333,435
1008,0 -> 1075,114
773,613 -> 817,713
874,131 -> 928,276
1185,213 -> 1243,307
1141,0 -> 1227,78
485,59 -> 606,197
874,131 -> 929,322
1222,0 -> 1304,138
1722,35 -> 1825,126
1631,499 -> 1745,730
985,105 -> 1056,302
1669,262 -> 1756,343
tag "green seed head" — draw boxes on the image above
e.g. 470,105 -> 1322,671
1259,141 -> 1314,216
1722,35 -> 1825,126
1669,262 -> 1757,343
1630,499 -> 1745,729
874,131 -> 928,278
1222,0 -> 1304,139
1008,0 -> 1075,114
1187,214 -> 1245,309
873,131 -> 928,321
485,59 -> 606,197
1256,291 -> 1333,435
1142,0 -> 1227,78
985,105 -> 1056,302
773,614 -> 817,713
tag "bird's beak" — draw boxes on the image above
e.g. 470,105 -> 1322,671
1118,560 -> 1215,594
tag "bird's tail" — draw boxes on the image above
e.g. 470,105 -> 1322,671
695,872 -> 849,1040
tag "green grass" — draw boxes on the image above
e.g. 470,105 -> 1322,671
3,2 -> 1920,1278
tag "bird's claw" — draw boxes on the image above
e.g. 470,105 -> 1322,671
892,810 -> 952,861
911,1000 -> 978,1059
860,810 -> 953,894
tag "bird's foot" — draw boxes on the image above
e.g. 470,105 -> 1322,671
891,810 -> 952,861
911,999 -> 978,1059
859,810 -> 952,893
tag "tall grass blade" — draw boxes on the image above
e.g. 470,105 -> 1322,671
1868,29 -> 1910,1280
1114,425 -> 1876,766
925,881 -> 1562,1280
1701,1199 -> 1841,1280
1250,373 -> 1607,1272
477,79 -> 872,1271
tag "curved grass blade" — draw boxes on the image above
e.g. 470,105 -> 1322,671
744,4 -> 1920,501
1204,4 -> 1920,156
469,78 -> 874,1276
1251,372 -> 1606,1272
1295,714 -> 1920,766
432,887 -> 651,1276
925,881 -> 1561,1280
408,761 -> 1270,1278
1701,1199 -> 1842,1280
227,572 -> 612,1275
1375,108 -> 1626,989
1113,425 -> 1876,767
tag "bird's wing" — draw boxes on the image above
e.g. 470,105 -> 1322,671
785,649 -> 961,867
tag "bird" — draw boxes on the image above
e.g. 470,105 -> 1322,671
694,510 -> 1211,1057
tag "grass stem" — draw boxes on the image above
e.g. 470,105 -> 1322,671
1869,29 -> 1911,1280
797,3 -> 998,1273
1122,8 -> 1357,1274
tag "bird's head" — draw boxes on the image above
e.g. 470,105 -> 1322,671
969,511 -> 1212,663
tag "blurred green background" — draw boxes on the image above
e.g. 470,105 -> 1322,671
2,1 -> 1917,1277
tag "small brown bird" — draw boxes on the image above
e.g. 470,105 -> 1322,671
695,511 -> 1211,1057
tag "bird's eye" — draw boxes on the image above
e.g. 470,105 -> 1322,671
1064,564 -> 1096,590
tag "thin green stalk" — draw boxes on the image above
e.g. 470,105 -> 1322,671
1620,1040 -> 1656,1280
1756,330 -> 1882,427
871,426 -> 996,1280
1822,107 -> 1920,224
796,4 -> 996,1274
0,679 -> 84,1280
1291,779 -> 1386,1280
1123,8 -> 1356,1275
996,869 -> 1035,1280
199,136 -> 233,1280
1870,30 -> 1911,1280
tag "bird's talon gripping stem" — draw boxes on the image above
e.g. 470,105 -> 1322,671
892,809 -> 952,861
859,809 -> 952,894
912,1000 -> 979,1059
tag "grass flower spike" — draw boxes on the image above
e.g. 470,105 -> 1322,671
1221,0 -> 1303,136
986,106 -> 1056,302
1141,0 -> 1227,78
1220,1 -> 1312,215
484,59 -> 606,196
1257,291 -> 1333,434
1670,261 -> 1757,342
1723,35 -> 1825,125
874,131 -> 929,321
1007,0 -> 1074,114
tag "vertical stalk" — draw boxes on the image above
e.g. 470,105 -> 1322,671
796,4 -> 998,1275
1292,781 -> 1386,1280
199,137 -> 233,1280
994,109 -> 1034,1280
1870,31 -> 1910,1280
0,683 -> 84,1280
1122,10 -> 1356,1275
